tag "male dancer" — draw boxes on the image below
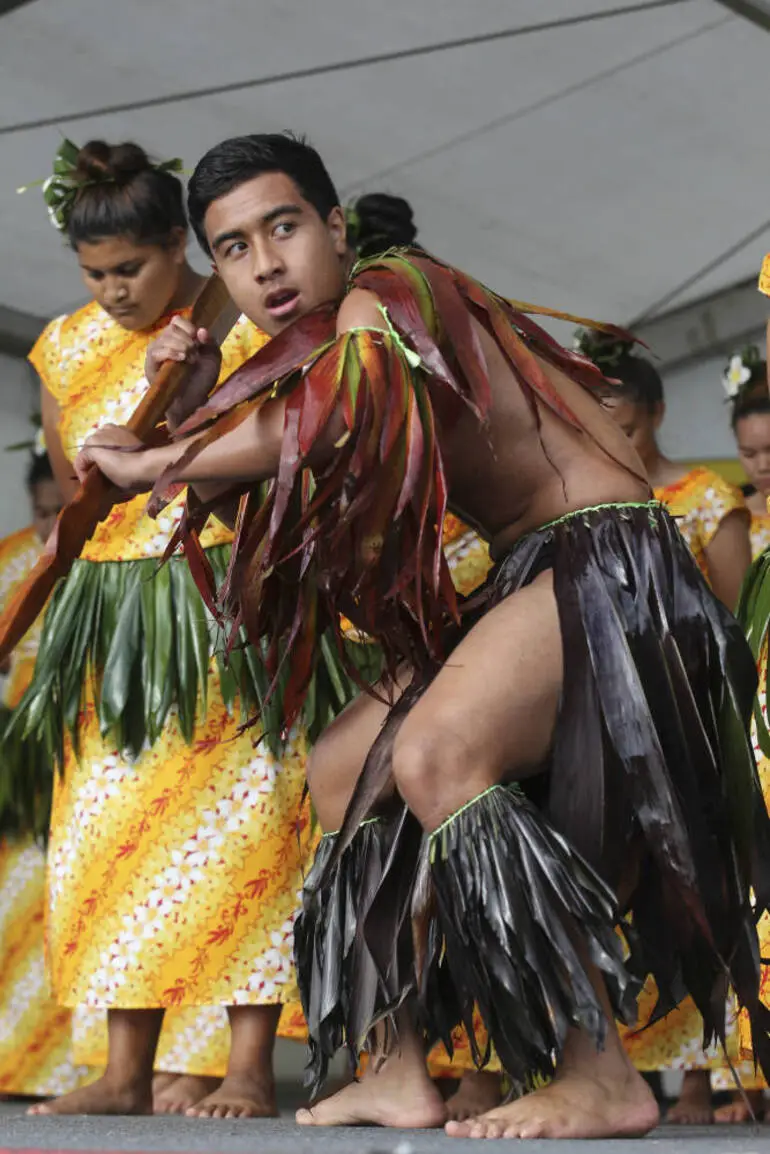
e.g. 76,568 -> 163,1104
74,133 -> 770,1140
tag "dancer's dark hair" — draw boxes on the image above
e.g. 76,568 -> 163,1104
188,133 -> 339,255
68,140 -> 187,249
575,331 -> 663,410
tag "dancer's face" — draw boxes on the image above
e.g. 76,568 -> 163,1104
203,171 -> 348,337
601,394 -> 662,465
735,411 -> 770,498
76,233 -> 188,332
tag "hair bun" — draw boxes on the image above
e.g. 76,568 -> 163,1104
352,192 -> 417,257
75,140 -> 152,185
574,327 -> 636,369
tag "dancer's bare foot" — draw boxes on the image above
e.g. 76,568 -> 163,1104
151,1073 -> 177,1099
447,1009 -> 659,1142
297,1054 -> 446,1129
185,1072 -> 277,1119
666,1070 -> 713,1125
444,1071 -> 502,1122
446,1064 -> 658,1140
154,1074 -> 221,1115
27,1075 -> 152,1116
714,1090 -> 765,1124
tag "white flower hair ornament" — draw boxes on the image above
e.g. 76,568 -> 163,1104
723,355 -> 752,399
722,346 -> 761,400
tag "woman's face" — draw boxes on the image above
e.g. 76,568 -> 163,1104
30,477 -> 63,544
735,411 -> 770,497
75,231 -> 187,332
600,394 -> 663,462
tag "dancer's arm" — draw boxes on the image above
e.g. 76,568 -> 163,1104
704,510 -> 752,610
72,400 -> 285,492
75,289 -> 386,493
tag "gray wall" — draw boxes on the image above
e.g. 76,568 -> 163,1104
0,351 -> 41,537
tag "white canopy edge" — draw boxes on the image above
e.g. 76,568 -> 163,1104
635,276 -> 768,372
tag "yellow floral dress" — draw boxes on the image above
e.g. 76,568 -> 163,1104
29,302 -> 309,1079
0,526 -> 88,1095
620,466 -> 759,1086
750,511 -> 770,561
654,466 -> 747,577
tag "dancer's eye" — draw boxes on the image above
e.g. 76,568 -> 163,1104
274,221 -> 297,239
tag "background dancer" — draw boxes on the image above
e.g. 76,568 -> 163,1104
726,341 -> 770,1124
730,348 -> 770,561
0,447 -> 78,1101
10,139 -> 310,1119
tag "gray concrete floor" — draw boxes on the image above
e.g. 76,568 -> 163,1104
0,1100 -> 767,1153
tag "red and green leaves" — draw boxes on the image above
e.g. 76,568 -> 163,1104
211,326 -> 458,730
164,249 -> 639,729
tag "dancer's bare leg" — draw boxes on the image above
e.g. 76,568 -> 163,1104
28,1009 -> 163,1115
382,575 -> 658,1140
666,1070 -> 714,1125
300,574 -> 656,1137
296,1011 -> 446,1129
297,674 -> 445,1129
153,1074 -> 221,1115
186,1006 -> 280,1119
444,1071 -> 502,1122
306,671 -> 409,832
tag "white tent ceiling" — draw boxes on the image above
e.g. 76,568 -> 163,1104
0,0 -> 768,341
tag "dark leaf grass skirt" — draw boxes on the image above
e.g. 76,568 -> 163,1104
296,501 -> 770,1094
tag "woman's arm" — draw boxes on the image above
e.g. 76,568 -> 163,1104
704,509 -> 752,611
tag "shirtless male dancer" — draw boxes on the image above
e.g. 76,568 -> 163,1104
74,133 -> 770,1140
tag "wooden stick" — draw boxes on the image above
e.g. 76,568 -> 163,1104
0,275 -> 235,665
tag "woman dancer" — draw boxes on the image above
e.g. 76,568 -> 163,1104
11,139 -> 310,1119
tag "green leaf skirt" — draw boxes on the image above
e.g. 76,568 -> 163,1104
1,545 -> 382,838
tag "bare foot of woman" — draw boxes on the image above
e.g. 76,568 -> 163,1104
297,1047 -> 446,1129
446,1019 -> 659,1141
185,1072 -> 277,1119
666,1070 -> 713,1125
27,1074 -> 152,1116
154,1074 -> 221,1115
714,1090 -> 765,1124
444,1071 -> 502,1122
